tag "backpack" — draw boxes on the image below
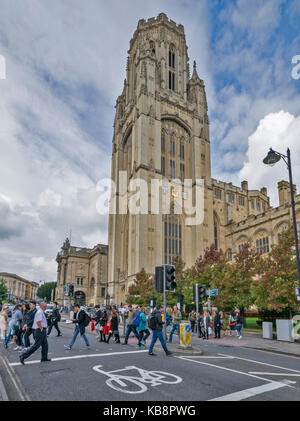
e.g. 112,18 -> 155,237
148,313 -> 157,330
83,313 -> 91,327
133,312 -> 140,326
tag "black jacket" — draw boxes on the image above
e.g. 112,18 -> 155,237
214,314 -> 221,328
73,310 -> 86,335
51,307 -> 61,322
110,315 -> 119,332
94,310 -> 102,325
99,312 -> 107,327
25,309 -> 37,329
151,309 -> 164,331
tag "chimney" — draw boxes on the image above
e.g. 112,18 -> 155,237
241,181 -> 248,191
278,180 -> 296,206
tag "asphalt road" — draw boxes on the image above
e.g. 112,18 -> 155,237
1,325 -> 300,401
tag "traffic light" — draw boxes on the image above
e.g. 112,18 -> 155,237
68,284 -> 74,297
164,264 -> 176,291
155,266 -> 164,293
199,285 -> 206,300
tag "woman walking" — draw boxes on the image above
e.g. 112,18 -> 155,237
137,306 -> 150,349
106,309 -> 120,344
4,304 -> 23,349
0,306 -> 9,340
99,309 -> 108,342
102,312 -> 112,343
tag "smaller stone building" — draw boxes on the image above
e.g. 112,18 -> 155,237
0,273 -> 39,301
55,238 -> 108,307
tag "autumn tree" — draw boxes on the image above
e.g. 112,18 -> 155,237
127,268 -> 155,305
214,243 -> 259,311
252,228 -> 299,313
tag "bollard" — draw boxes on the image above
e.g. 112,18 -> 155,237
179,323 -> 192,348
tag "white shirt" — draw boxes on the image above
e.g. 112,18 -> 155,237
33,309 -> 48,329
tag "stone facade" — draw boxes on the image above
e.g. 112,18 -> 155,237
0,273 -> 39,301
107,14 -> 300,305
55,239 -> 108,307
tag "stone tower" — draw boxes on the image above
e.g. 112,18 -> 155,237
108,13 -> 214,304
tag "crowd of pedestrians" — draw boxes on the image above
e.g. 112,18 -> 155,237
188,309 -> 244,340
0,298 -> 244,364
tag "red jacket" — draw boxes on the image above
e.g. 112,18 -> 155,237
103,320 -> 111,335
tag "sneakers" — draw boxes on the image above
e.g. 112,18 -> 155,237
138,345 -> 143,349
64,345 -> 71,350
238,335 -> 242,339
148,352 -> 156,356
14,346 -> 21,351
140,340 -> 146,346
166,351 -> 173,356
19,354 -> 25,365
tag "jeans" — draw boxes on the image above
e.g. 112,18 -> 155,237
138,329 -> 150,345
237,323 -> 243,336
22,328 -> 48,361
169,324 -> 180,342
149,330 -> 170,355
4,328 -> 14,347
69,325 -> 90,348
124,324 -> 140,343
190,321 -> 195,333
23,328 -> 33,348
47,320 -> 61,336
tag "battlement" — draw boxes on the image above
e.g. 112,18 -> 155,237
212,178 -> 269,199
130,13 -> 185,50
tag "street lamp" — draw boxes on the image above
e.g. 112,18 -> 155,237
263,147 -> 300,300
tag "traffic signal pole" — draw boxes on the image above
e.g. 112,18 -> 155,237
195,284 -> 199,314
163,264 -> 167,340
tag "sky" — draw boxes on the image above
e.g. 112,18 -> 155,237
0,0 -> 300,283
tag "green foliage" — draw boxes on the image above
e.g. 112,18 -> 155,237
37,282 -> 57,302
127,268 -> 157,305
0,278 -> 8,302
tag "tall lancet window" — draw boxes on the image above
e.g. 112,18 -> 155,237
168,45 -> 175,91
164,212 -> 182,264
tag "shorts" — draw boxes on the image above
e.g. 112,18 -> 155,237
230,324 -> 236,331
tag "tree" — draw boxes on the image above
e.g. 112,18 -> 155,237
0,278 -> 8,302
252,228 -> 299,313
214,243 -> 259,311
37,282 -> 57,302
127,268 -> 156,305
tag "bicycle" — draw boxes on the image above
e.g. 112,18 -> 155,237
93,364 -> 182,394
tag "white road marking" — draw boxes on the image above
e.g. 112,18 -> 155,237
218,353 -> 300,374
209,381 -> 288,401
181,356 -> 235,359
10,350 -> 148,366
248,372 -> 300,377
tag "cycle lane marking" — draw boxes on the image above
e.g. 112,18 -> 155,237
217,353 -> 300,374
9,349 -> 148,366
209,381 -> 288,401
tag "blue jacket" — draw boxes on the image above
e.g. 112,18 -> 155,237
137,312 -> 147,332
9,309 -> 23,329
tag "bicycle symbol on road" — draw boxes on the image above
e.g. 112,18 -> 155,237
92,365 -> 182,394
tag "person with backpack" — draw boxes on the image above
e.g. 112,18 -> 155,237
229,311 -> 238,337
136,306 -> 150,349
47,302 -> 62,337
122,304 -> 140,345
64,304 -> 91,350
189,309 -> 197,333
148,304 -> 172,356
22,300 -> 37,348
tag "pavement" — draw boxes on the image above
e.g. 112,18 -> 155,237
1,322 -> 300,402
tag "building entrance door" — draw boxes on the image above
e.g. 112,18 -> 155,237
74,291 -> 86,306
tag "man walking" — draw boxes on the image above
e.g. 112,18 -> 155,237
122,304 -> 140,345
213,310 -> 221,339
22,300 -> 37,348
47,302 -> 62,337
168,305 -> 182,344
148,305 -> 172,356
19,301 -> 50,364
64,304 -> 90,350
189,309 -> 197,333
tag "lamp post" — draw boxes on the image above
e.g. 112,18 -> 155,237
263,148 -> 300,300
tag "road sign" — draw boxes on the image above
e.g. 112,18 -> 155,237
207,289 -> 218,296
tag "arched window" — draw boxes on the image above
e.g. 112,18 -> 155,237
214,216 -> 219,250
150,41 -> 155,55
164,214 -> 182,264
168,45 -> 175,91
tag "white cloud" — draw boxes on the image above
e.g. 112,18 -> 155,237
239,111 -> 300,206
38,189 -> 61,207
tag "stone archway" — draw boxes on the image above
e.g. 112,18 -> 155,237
74,291 -> 86,306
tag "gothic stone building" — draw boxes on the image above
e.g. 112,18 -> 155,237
107,13 -> 300,305
55,239 -> 108,307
